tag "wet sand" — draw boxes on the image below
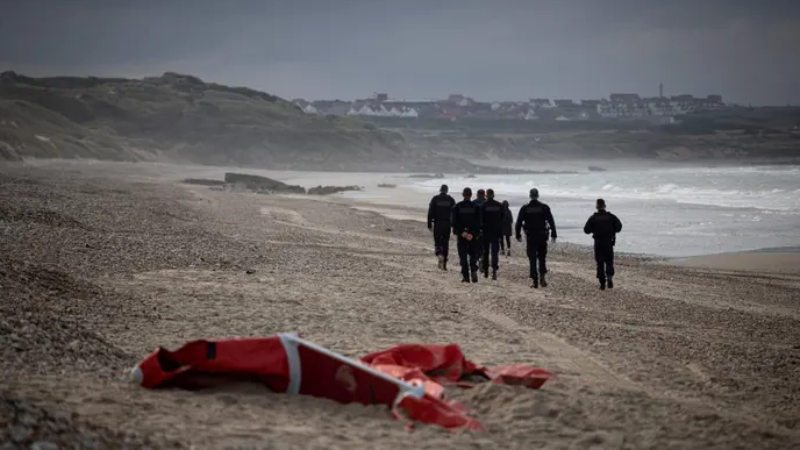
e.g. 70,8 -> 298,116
1,160 -> 799,449
671,248 -> 800,274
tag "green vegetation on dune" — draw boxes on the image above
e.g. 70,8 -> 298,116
0,99 -> 136,161
0,71 -> 451,170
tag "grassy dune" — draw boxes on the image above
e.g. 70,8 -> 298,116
0,71 -> 453,170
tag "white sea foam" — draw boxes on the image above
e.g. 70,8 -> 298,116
406,165 -> 800,256
410,166 -> 800,212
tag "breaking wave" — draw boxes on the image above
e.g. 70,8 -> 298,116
410,165 -> 800,212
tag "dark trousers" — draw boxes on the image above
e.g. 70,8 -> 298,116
433,228 -> 451,260
525,236 -> 548,279
500,235 -> 511,251
456,236 -> 479,277
482,234 -> 501,272
594,240 -> 615,282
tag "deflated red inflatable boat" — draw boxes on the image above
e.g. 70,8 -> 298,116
131,333 -> 551,431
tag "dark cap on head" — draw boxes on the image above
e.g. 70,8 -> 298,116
596,198 -> 606,208
462,187 -> 472,196
440,184 -> 448,193
529,188 -> 539,199
486,188 -> 495,198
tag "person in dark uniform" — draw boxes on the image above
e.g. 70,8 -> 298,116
500,200 -> 513,256
515,188 -> 557,288
427,184 -> 456,270
473,189 -> 487,207
452,187 -> 482,283
583,198 -> 622,290
472,189 -> 486,269
479,189 -> 504,280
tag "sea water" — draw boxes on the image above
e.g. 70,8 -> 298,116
408,165 -> 800,257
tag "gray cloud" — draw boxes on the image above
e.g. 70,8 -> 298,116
1,0 -> 798,105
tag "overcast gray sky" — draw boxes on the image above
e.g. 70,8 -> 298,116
1,0 -> 799,105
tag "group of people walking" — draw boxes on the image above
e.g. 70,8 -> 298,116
427,184 -> 622,290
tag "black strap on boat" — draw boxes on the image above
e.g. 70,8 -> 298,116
206,342 -> 217,360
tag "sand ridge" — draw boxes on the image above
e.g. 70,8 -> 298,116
1,161 -> 799,449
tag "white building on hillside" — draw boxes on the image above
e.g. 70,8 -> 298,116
387,106 -> 419,118
598,94 -> 647,118
347,104 -> 384,116
529,98 -> 553,109
293,100 -> 318,114
521,109 -> 538,120
346,103 -> 419,118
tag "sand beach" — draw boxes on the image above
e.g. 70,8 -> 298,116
1,160 -> 799,449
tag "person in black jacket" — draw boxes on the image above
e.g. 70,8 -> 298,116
452,187 -> 482,283
427,184 -> 456,271
472,189 -> 486,269
500,200 -> 513,256
583,198 -> 622,290
479,189 -> 504,280
473,189 -> 487,207
515,188 -> 557,288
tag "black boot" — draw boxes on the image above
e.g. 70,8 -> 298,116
483,266 -> 489,278
442,259 -> 448,271
471,270 -> 479,283
462,272 -> 470,283
540,273 -> 548,288
491,270 -> 497,281
530,277 -> 539,289
607,277 -> 614,289
437,254 -> 444,270
599,280 -> 606,290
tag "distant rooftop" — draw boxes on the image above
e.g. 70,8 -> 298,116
383,99 -> 439,103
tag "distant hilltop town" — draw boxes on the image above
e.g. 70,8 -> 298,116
293,87 -> 727,124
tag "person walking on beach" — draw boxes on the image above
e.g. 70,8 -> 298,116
452,187 -> 482,283
515,188 -> 557,289
479,189 -> 504,280
583,198 -> 622,290
473,189 -> 487,207
500,200 -> 513,256
427,184 -> 456,271
472,189 -> 487,269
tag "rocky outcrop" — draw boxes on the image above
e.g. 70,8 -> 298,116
377,183 -> 397,188
307,185 -> 363,195
223,172 -> 306,194
588,166 -> 607,172
181,178 -> 227,186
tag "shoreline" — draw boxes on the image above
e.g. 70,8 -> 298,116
326,193 -> 800,274
668,247 -> 800,274
10,158 -> 800,273
338,198 -> 800,274
328,191 -> 800,274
